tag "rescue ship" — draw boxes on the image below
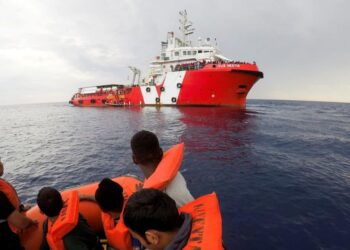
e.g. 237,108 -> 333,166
69,10 -> 263,108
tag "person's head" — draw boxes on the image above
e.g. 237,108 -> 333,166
130,130 -> 163,167
37,187 -> 63,217
95,178 -> 124,217
0,160 -> 3,177
123,188 -> 182,250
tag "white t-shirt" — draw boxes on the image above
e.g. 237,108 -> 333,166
163,172 -> 194,207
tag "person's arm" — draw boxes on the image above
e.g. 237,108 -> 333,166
78,193 -> 96,202
19,203 -> 31,212
40,220 -> 50,250
0,191 -> 37,230
7,210 -> 37,230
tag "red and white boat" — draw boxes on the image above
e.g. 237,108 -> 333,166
69,10 -> 263,108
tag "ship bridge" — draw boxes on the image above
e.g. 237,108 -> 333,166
147,10 -> 231,83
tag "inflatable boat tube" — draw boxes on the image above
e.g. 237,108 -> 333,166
19,175 -> 142,250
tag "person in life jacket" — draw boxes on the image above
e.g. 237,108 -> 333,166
37,187 -> 102,250
0,160 -> 37,250
94,177 -> 143,250
130,130 -> 194,207
123,188 -> 224,250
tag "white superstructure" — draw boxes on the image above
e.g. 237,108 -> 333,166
147,10 -> 230,85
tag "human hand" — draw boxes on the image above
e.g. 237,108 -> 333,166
135,182 -> 143,191
20,203 -> 31,212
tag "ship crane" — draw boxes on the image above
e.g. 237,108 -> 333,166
128,66 -> 141,85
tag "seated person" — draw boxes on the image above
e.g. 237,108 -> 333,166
131,130 -> 194,207
0,160 -> 37,250
95,178 -> 124,223
37,187 -> 101,250
95,178 -> 143,250
123,188 -> 223,250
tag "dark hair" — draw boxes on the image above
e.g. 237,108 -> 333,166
123,188 -> 182,237
95,178 -> 124,213
37,187 -> 63,217
130,130 -> 163,165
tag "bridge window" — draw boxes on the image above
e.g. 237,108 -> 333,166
175,51 -> 179,56
198,50 -> 202,53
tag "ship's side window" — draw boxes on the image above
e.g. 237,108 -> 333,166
183,51 -> 186,55
193,51 -> 197,55
198,50 -> 202,53
175,51 -> 179,56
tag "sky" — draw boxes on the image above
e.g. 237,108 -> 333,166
0,0 -> 349,105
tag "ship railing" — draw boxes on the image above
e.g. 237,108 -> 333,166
77,89 -> 119,97
172,60 -> 255,72
173,61 -> 206,71
210,60 -> 256,65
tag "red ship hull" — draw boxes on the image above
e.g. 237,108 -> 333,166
70,63 -> 263,108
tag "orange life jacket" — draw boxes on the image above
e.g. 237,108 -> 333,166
0,178 -> 21,232
0,178 -> 20,210
179,193 -> 224,250
46,191 -> 80,250
102,176 -> 143,250
143,143 -> 184,190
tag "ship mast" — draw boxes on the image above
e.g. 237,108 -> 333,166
179,10 -> 195,47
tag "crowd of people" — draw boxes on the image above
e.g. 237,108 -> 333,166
172,60 -> 256,72
0,130 -> 223,250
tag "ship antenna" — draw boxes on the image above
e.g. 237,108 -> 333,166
179,10 -> 195,47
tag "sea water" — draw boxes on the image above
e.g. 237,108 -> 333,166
0,100 -> 349,250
